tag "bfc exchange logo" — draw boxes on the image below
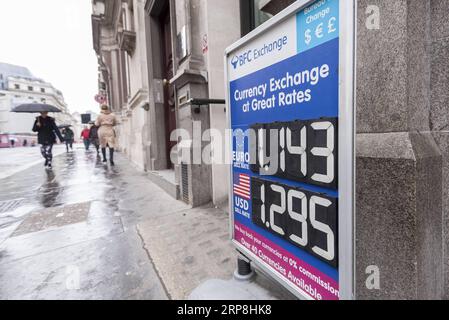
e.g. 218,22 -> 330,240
231,36 -> 288,70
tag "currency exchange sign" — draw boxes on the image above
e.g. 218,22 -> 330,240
226,0 -> 355,300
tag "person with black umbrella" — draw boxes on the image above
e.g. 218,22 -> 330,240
32,111 -> 64,169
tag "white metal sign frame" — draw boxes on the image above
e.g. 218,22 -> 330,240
225,0 -> 356,300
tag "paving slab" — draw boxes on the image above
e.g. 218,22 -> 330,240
0,148 -> 170,299
0,229 -> 167,300
137,205 -> 237,300
0,146 -> 292,300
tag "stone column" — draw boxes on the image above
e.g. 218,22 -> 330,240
170,0 -> 213,207
355,0 -> 443,299
429,0 -> 449,300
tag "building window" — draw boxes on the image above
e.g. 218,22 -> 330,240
41,98 -> 46,103
14,84 -> 20,90
40,88 -> 45,93
240,0 -> 273,36
28,86 -> 33,91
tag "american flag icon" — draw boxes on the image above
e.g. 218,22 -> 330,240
233,173 -> 251,199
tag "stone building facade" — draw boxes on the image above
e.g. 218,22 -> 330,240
92,0 -> 244,205
92,0 -> 150,170
92,0 -> 449,299
352,0 -> 449,300
0,62 -> 75,135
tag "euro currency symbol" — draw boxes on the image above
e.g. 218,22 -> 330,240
315,23 -> 324,38
234,129 -> 246,163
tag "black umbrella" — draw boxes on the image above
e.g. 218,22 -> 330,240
58,124 -> 72,129
11,103 -> 62,113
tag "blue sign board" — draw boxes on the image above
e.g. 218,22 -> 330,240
226,0 -> 354,300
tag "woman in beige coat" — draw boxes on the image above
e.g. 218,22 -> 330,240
95,105 -> 117,166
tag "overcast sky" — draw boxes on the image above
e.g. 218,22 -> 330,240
0,0 -> 98,114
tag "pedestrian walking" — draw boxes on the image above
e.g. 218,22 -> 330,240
95,105 -> 117,166
81,126 -> 91,151
89,122 -> 100,155
23,139 -> 28,147
10,138 -> 15,148
62,127 -> 74,152
32,111 -> 64,169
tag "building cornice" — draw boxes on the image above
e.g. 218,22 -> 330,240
91,0 -> 122,54
117,30 -> 136,55
128,88 -> 149,110
170,69 -> 208,88
92,14 -> 102,53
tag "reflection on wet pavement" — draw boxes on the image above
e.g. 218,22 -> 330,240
0,148 -> 171,299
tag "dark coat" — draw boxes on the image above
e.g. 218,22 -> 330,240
63,128 -> 74,141
32,116 -> 64,145
89,126 -> 99,140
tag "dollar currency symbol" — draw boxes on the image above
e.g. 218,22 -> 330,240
305,29 -> 312,45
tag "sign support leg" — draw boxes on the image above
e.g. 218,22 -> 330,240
234,253 -> 255,281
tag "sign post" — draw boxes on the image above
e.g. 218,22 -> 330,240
226,0 -> 355,300
81,113 -> 92,125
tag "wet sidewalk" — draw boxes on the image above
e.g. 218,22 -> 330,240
0,145 -> 66,180
0,147 -> 181,299
0,146 -> 290,300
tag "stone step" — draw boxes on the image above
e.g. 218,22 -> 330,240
146,170 -> 180,200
